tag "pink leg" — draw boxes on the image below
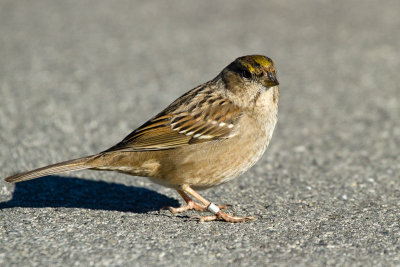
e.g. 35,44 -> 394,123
168,190 -> 228,214
181,185 -> 254,223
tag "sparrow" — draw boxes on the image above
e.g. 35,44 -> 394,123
4,55 -> 279,223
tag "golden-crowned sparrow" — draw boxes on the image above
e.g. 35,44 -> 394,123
4,55 -> 279,223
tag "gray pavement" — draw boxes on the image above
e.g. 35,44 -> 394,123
1,0 -> 399,266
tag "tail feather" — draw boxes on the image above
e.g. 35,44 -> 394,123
4,156 -> 96,183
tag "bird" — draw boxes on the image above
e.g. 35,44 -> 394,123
3,55 -> 279,223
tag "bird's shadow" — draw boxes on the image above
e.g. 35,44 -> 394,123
0,175 -> 179,213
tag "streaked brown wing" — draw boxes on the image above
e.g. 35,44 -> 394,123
104,85 -> 242,152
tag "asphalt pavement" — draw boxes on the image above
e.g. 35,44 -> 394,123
0,1 -> 399,266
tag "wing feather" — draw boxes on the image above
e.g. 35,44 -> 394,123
104,85 -> 242,152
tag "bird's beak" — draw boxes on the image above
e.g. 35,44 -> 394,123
262,74 -> 279,87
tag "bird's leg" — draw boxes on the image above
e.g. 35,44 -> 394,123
168,190 -> 228,214
181,185 -> 254,223
168,190 -> 206,213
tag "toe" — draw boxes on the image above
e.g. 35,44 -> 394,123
217,211 -> 255,223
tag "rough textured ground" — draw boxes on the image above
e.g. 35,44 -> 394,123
1,1 -> 399,266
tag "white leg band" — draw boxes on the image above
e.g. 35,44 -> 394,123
207,203 -> 220,214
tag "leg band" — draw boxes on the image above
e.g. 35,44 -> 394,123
207,203 -> 220,214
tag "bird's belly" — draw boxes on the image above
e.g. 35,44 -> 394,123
161,122 -> 275,188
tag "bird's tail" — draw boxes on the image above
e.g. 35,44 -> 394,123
4,155 -> 97,183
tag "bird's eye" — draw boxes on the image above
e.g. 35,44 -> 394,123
242,69 -> 252,79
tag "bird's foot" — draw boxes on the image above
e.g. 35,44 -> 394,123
191,210 -> 254,223
168,200 -> 229,214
